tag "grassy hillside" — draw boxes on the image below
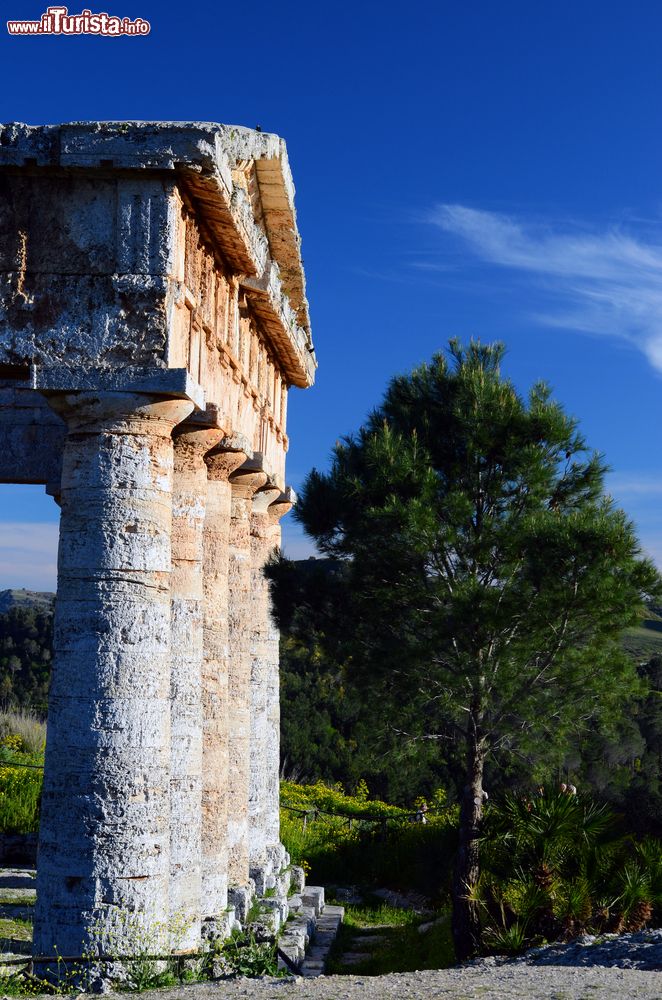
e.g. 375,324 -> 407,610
622,604 -> 662,661
0,591 -> 54,614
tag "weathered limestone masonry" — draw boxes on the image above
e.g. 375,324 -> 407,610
0,121 -> 316,962
201,438 -> 247,937
249,487 -> 294,891
226,459 -> 268,914
170,420 -> 225,951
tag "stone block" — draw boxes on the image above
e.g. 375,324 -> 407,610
302,885 -> 325,916
276,867 -> 291,896
288,892 -> 303,912
227,883 -> 253,924
249,863 -> 270,896
289,865 -> 306,893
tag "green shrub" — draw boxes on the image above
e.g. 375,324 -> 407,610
477,789 -> 662,952
217,931 -> 281,977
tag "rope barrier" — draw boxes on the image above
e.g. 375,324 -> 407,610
0,941 -> 291,969
280,802 -> 443,824
0,760 -> 43,770
0,946 -> 299,977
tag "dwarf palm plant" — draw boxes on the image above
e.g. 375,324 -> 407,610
634,837 -> 662,922
478,790 -> 658,951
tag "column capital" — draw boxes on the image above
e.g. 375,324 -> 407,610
174,404 -> 227,446
43,390 -> 194,436
173,425 -> 227,466
268,486 -> 296,524
230,457 -> 268,500
252,484 -> 282,515
206,433 -> 252,484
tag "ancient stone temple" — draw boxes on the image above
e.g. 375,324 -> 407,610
0,121 -> 316,961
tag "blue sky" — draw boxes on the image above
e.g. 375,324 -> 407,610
2,0 -> 662,587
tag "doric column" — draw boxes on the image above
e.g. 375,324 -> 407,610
262,491 -> 294,855
33,391 -> 193,961
226,458 -> 268,890
248,483 -> 285,887
170,421 -> 225,951
200,437 -> 248,936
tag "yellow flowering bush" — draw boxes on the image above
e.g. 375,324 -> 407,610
0,763 -> 42,832
280,779 -> 459,892
0,720 -> 45,833
280,779 -> 413,820
0,734 -> 24,753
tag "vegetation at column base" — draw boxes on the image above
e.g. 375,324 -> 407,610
0,928 -> 285,995
215,929 -> 283,978
0,916 -> 32,954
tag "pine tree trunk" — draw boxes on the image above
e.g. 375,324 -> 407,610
451,735 -> 485,961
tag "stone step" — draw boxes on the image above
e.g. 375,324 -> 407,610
299,961 -> 325,978
355,933 -> 389,947
338,951 -> 371,966
296,901 -> 344,979
319,904 -> 344,924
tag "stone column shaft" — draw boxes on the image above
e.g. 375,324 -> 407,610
226,462 -> 267,887
33,391 -> 193,960
248,486 -> 284,883
170,424 -> 224,951
263,495 -> 293,852
201,444 -> 247,933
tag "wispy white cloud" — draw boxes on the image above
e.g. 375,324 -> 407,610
633,535 -> 662,571
0,522 -> 58,591
428,204 -> 662,371
608,475 -> 662,497
601,477 -> 662,569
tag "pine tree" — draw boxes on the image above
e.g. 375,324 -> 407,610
282,340 -> 660,959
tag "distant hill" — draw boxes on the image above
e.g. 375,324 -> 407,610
622,605 -> 662,661
0,590 -> 55,614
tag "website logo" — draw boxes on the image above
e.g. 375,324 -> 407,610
7,6 -> 151,36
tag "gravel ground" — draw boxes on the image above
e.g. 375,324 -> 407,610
118,965 -> 662,1000
113,932 -> 662,1000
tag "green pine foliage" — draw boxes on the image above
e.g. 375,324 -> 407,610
273,339 -> 661,958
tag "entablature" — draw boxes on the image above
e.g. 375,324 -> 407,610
0,120 -> 317,396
